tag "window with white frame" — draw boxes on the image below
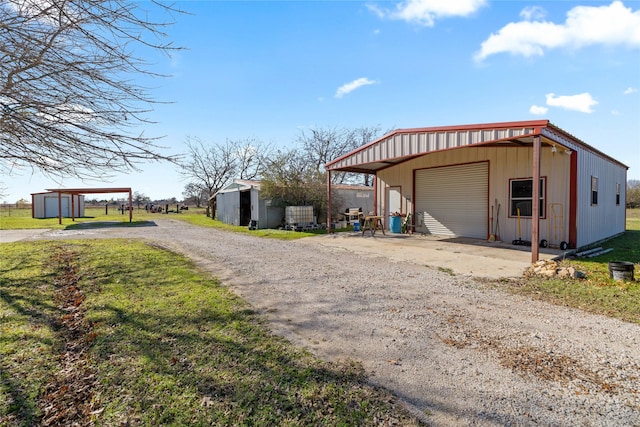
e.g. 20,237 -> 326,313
591,176 -> 598,206
510,178 -> 545,217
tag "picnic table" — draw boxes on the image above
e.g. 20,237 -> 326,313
361,215 -> 385,236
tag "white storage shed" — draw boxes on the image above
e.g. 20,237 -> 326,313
32,191 -> 85,219
325,120 -> 628,260
214,180 -> 284,229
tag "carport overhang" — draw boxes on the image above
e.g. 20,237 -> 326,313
324,119 -> 626,263
45,187 -> 133,224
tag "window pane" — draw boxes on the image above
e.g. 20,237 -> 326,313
511,200 -> 532,216
512,180 -> 532,198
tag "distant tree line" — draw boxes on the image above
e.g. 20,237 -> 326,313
628,180 -> 640,208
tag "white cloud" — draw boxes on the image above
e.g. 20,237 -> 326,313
475,1 -> 640,62
335,78 -> 377,98
520,6 -> 546,21
368,0 -> 486,27
545,92 -> 598,113
624,87 -> 638,95
529,105 -> 548,115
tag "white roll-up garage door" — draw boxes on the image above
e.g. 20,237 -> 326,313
414,162 -> 488,238
44,196 -> 69,218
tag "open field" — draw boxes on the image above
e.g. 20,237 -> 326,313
0,239 -> 421,426
0,206 -> 336,238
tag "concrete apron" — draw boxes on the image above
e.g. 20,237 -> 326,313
313,232 -> 565,280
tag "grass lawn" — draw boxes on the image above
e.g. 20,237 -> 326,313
496,208 -> 640,324
0,206 -> 347,238
0,240 -> 422,426
1,206 -> 638,424
2,206 -> 639,325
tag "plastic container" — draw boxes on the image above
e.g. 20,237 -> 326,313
353,222 -> 360,232
608,261 -> 635,281
389,215 -> 402,233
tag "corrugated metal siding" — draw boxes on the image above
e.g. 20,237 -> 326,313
257,201 -> 284,229
33,193 -> 83,218
45,196 -> 69,218
575,150 -> 627,247
377,146 -> 572,244
250,188 -> 260,222
329,125 -> 536,170
335,188 -> 374,214
33,194 -> 45,218
337,122 -> 626,247
216,191 -> 240,225
414,162 -> 488,238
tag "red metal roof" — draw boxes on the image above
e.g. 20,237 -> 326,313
45,187 -> 132,194
324,119 -> 627,173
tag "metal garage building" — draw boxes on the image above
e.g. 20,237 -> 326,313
31,191 -> 85,218
325,120 -> 628,259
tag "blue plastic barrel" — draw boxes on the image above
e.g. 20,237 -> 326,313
353,222 -> 360,232
389,215 -> 402,233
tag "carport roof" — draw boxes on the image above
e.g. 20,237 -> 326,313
324,119 -> 627,174
45,187 -> 132,195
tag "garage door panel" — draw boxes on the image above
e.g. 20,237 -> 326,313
415,163 -> 488,238
44,197 -> 69,218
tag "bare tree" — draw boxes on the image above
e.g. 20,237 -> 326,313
182,182 -> 207,207
180,136 -> 273,197
296,125 -> 385,185
133,191 -> 150,209
348,125 -> 387,186
0,0 -> 182,180
233,138 -> 274,181
260,148 -> 344,223
179,136 -> 237,201
297,127 -> 351,171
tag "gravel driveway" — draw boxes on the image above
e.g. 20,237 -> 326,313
18,219 -> 640,426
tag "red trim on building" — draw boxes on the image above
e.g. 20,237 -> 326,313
569,151 -> 578,248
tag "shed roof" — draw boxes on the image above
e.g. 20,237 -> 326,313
324,119 -> 627,173
214,180 -> 373,197
44,187 -> 132,195
215,180 -> 262,196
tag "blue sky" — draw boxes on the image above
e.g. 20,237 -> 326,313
3,0 -> 639,202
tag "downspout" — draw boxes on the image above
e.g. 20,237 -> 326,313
568,150 -> 578,248
327,171 -> 332,233
531,135 -> 541,263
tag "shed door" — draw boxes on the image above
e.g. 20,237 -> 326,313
414,162 -> 488,238
44,196 -> 69,218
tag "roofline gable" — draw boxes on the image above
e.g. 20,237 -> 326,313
324,119 -> 627,172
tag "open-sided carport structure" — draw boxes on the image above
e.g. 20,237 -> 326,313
325,120 -> 628,262
39,187 -> 133,224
